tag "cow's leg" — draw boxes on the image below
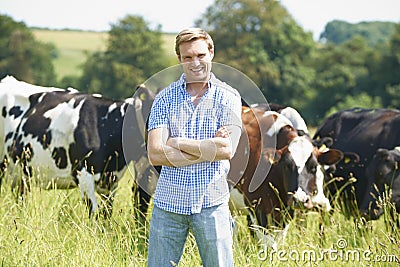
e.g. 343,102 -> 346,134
137,166 -> 154,213
76,168 -> 99,217
10,160 -> 32,199
386,200 -> 400,229
132,158 -> 156,222
21,164 -> 32,195
0,156 -> 8,194
20,146 -> 34,195
96,172 -> 118,219
132,185 -> 151,218
8,145 -> 34,198
98,189 -> 116,219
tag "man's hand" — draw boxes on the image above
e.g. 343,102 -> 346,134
214,126 -> 232,138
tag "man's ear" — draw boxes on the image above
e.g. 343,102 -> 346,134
209,48 -> 214,60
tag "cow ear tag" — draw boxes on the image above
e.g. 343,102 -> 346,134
268,154 -> 275,164
318,144 -> 327,152
344,157 -> 351,164
140,93 -> 146,101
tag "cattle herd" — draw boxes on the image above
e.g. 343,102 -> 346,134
0,76 -> 399,242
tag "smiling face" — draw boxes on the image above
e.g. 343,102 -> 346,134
178,39 -> 214,83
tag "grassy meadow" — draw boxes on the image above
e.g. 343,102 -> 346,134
32,29 -> 177,80
0,167 -> 399,266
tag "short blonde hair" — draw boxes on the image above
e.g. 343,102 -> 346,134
175,28 -> 214,57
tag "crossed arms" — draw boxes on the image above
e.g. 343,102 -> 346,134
147,125 -> 241,167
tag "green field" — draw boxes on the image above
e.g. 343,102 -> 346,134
32,29 -> 177,80
33,30 -> 108,78
0,169 -> 399,266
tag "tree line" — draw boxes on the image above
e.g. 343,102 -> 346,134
1,0 -> 399,126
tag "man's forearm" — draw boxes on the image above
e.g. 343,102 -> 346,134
148,127 -> 211,167
149,143 -> 205,167
148,125 -> 241,167
167,137 -> 232,162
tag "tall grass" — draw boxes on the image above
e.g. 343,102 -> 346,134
0,168 -> 399,266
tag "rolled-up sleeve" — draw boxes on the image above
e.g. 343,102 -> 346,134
220,90 -> 242,129
148,94 -> 168,131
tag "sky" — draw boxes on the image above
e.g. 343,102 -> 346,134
1,0 -> 399,40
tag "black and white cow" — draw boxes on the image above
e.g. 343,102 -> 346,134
1,76 -> 70,187
0,76 -> 155,217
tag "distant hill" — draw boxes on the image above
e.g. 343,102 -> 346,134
320,20 -> 397,46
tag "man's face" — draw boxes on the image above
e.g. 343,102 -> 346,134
178,39 -> 214,83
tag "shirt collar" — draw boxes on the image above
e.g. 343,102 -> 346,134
178,73 -> 217,93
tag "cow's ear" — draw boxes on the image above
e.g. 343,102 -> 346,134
264,148 -> 282,164
342,152 -> 360,164
318,149 -> 343,165
140,92 -> 147,101
313,137 -> 333,148
134,84 -> 150,101
394,148 -> 400,161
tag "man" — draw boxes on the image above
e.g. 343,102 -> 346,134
146,28 -> 242,266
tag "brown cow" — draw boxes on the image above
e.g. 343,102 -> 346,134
229,106 -> 343,233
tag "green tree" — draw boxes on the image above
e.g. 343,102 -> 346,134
382,23 -> 400,107
310,36 -> 372,124
79,15 -> 169,99
0,15 -> 56,85
195,0 -> 317,113
386,84 -> 400,108
325,92 -> 382,118
361,23 -> 400,108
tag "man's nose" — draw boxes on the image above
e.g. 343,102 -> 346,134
193,57 -> 201,66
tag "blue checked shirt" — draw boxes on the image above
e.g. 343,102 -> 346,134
147,73 -> 242,214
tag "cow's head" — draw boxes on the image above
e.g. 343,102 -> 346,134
264,135 -> 343,210
236,107 -> 343,209
259,110 -> 342,207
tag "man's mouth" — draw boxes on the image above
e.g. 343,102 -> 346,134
190,66 -> 204,73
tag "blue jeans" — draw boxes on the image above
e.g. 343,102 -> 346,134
147,203 -> 234,267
